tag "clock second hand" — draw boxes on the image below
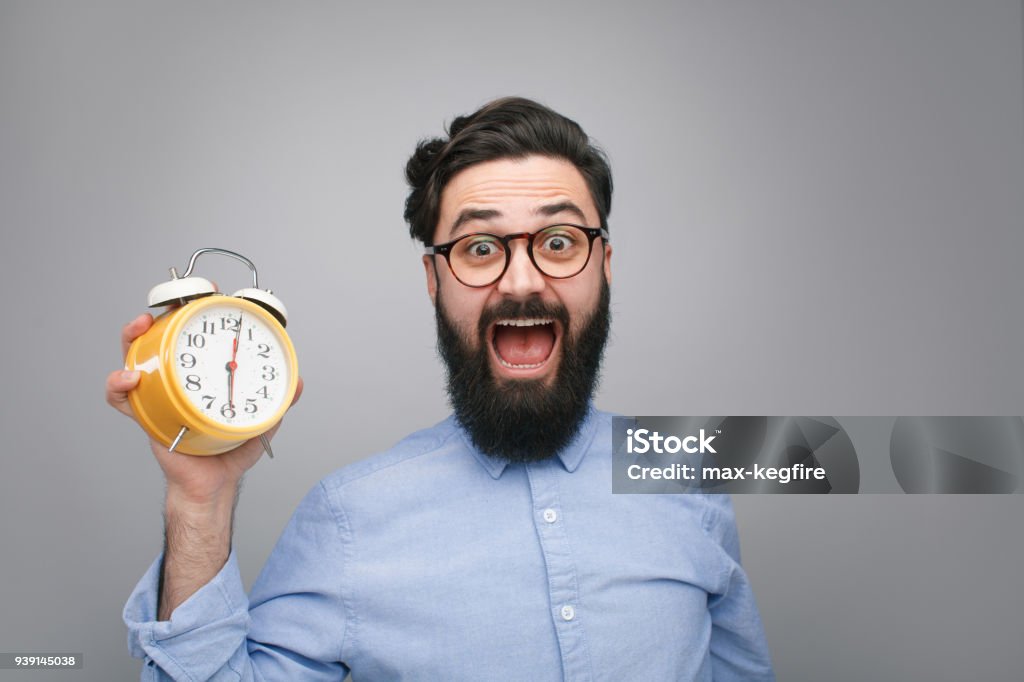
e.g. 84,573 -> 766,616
227,314 -> 243,408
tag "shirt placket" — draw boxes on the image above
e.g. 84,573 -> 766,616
526,460 -> 593,682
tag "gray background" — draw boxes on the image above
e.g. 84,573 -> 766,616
1,1 -> 1022,680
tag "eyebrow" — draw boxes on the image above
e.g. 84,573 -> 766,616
448,201 -> 589,239
450,208 -> 501,237
535,201 -> 588,223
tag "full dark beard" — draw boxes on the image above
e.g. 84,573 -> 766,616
435,278 -> 611,463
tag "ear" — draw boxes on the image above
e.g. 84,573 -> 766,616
423,255 -> 438,306
602,242 -> 612,286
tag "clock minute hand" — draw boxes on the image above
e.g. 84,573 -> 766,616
227,364 -> 234,409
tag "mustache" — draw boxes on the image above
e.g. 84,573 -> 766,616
476,296 -> 571,338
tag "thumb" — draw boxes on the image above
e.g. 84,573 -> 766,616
106,369 -> 141,417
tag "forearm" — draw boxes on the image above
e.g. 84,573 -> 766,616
158,484 -> 238,621
124,481 -> 348,680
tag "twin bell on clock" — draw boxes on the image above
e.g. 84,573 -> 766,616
125,248 -> 299,457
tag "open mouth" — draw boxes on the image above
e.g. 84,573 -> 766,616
489,318 -> 560,372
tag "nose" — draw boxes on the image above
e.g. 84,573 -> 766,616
497,240 -> 546,298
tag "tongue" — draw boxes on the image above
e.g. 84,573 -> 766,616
494,325 -> 555,366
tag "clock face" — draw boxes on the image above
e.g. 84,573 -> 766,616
172,302 -> 292,427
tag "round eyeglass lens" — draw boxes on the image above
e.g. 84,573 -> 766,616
448,225 -> 594,286
450,234 -> 507,286
532,225 -> 590,278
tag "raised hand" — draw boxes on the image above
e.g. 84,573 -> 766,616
106,313 -> 303,500
106,311 -> 303,620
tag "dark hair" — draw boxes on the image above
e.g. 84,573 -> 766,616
404,97 -> 613,246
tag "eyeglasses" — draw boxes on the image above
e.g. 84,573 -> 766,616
425,224 -> 609,288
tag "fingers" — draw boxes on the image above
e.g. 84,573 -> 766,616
106,369 -> 141,417
121,313 -> 154,360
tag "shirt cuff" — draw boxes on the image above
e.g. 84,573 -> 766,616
123,550 -> 250,681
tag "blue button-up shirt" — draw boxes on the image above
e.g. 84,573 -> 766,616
124,407 -> 774,680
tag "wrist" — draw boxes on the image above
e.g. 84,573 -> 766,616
165,483 -> 238,527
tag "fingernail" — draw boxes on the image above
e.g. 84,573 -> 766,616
121,370 -> 140,382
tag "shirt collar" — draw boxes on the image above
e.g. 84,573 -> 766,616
459,405 -> 600,479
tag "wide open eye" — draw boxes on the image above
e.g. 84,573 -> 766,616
536,226 -> 582,259
455,235 -> 504,262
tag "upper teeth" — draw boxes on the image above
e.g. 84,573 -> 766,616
496,318 -> 552,327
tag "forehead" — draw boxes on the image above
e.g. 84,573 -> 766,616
436,156 -> 596,240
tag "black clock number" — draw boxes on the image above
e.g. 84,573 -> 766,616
182,317 -> 285,418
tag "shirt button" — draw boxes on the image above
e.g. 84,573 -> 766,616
543,508 -> 558,523
560,605 -> 575,621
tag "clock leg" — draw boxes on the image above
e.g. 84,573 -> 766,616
169,426 -> 189,453
259,434 -> 275,460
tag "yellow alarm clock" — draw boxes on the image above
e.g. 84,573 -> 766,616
125,248 -> 299,456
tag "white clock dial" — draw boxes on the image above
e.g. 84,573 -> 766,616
172,302 -> 292,426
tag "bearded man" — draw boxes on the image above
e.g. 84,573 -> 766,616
109,97 -> 774,680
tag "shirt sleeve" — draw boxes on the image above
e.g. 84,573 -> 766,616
122,482 -> 352,681
702,493 -> 776,682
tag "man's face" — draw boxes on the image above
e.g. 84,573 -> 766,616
423,155 -> 612,461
